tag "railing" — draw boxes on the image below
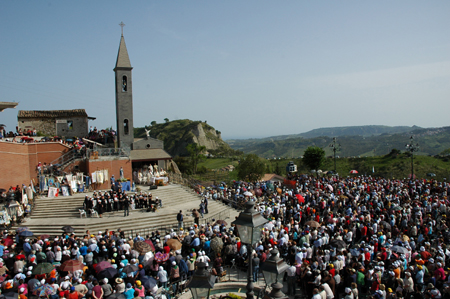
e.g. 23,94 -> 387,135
86,147 -> 130,159
49,149 -> 78,167
168,173 -> 202,190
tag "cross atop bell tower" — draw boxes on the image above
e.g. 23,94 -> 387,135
119,21 -> 125,36
114,23 -> 134,150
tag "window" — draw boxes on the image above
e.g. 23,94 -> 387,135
124,119 -> 129,135
122,75 -> 127,92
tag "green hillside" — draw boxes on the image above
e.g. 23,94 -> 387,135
299,125 -> 419,138
228,126 -> 450,158
197,153 -> 450,182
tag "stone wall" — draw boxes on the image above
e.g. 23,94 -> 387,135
132,137 -> 164,150
0,142 -> 71,188
18,116 -> 89,138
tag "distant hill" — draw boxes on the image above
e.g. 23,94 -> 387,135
134,119 -> 236,157
227,126 -> 450,158
298,125 -> 420,138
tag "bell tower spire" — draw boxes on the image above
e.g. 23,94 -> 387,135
114,22 -> 134,150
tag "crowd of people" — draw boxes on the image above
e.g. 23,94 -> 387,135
1,174 -> 450,299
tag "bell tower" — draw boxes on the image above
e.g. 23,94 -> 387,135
114,22 -> 134,150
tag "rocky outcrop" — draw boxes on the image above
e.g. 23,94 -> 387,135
191,123 -> 222,151
135,119 -> 231,157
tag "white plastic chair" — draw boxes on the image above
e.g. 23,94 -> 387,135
79,209 -> 87,218
90,209 -> 99,218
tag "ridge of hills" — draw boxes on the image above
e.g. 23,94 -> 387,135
227,125 -> 450,158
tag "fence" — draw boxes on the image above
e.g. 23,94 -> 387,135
86,147 -> 130,159
168,171 -> 234,188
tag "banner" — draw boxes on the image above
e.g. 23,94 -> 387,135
48,187 -> 59,198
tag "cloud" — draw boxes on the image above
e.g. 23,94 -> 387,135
299,61 -> 450,90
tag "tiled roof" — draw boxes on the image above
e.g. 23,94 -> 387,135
130,149 -> 172,161
262,173 -> 285,182
18,109 -> 88,118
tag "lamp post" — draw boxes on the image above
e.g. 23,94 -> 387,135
405,136 -> 419,179
232,201 -> 269,299
329,137 -> 341,173
263,282 -> 289,299
261,249 -> 289,289
186,262 -> 215,299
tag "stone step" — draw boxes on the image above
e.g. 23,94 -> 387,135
16,208 -> 235,236
13,184 -> 236,236
30,199 -> 226,218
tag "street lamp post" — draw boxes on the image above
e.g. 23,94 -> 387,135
405,136 -> 419,179
186,262 -> 215,299
232,201 -> 269,299
261,249 -> 289,289
264,282 -> 289,299
329,137 -> 341,173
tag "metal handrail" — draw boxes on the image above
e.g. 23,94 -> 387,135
86,147 -> 130,159
49,149 -> 77,167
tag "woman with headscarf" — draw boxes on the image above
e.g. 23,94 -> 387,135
123,283 -> 134,299
101,278 -> 112,299
156,266 -> 168,289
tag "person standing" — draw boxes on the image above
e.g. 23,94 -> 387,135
177,210 -> 183,231
92,280 -> 103,299
204,197 -> 209,214
192,209 -> 200,226
287,263 -> 297,296
252,253 -> 260,282
123,197 -> 130,217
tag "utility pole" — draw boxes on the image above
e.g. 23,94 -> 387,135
329,137 -> 341,173
405,136 -> 419,179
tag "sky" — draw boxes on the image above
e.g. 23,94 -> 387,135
1,1 -> 449,139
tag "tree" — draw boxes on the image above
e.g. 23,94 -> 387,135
236,154 -> 266,182
186,143 -> 206,174
164,118 -> 169,123
150,121 -> 157,126
302,146 -> 326,172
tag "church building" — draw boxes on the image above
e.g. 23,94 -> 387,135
113,29 -> 173,172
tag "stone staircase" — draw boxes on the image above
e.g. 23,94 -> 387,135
13,184 -> 239,237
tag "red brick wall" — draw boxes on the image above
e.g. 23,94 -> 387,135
0,142 -> 70,188
86,158 -> 132,190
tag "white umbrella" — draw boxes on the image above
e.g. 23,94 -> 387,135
244,191 -> 253,197
142,251 -> 154,267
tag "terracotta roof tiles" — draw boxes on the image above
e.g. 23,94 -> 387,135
18,109 -> 88,118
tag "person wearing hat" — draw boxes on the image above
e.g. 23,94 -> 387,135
134,281 -> 144,298
156,266 -> 168,289
74,278 -> 88,298
100,278 -> 112,298
403,272 -> 414,295
123,283 -> 134,299
416,265 -> 425,292
114,278 -> 125,294
18,286 -> 27,299
68,286 -> 78,299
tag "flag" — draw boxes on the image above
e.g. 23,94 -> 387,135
31,180 -> 36,193
372,166 -> 375,173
